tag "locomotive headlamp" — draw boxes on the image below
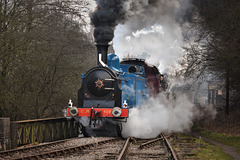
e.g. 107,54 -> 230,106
68,99 -> 73,107
69,106 -> 78,117
123,100 -> 128,108
112,107 -> 122,117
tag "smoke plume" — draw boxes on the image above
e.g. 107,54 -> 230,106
91,0 -> 192,67
91,0 -> 217,138
121,93 -> 216,139
121,93 -> 197,138
91,0 -> 124,44
91,0 -> 184,45
112,0 -> 192,72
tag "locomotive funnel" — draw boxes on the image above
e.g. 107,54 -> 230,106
96,43 -> 109,66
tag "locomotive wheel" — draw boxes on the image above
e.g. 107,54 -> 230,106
81,125 -> 89,137
116,123 -> 122,137
81,122 -> 122,137
82,126 -> 98,137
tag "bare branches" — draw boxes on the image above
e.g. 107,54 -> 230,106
182,0 -> 240,111
0,0 -> 95,120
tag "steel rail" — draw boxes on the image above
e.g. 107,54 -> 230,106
0,138 -> 76,157
161,133 -> 178,160
117,137 -> 131,160
10,137 -> 120,160
139,137 -> 164,149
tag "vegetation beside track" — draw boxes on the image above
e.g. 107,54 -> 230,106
199,131 -> 240,154
194,110 -> 240,154
197,139 -> 233,160
178,133 -> 233,160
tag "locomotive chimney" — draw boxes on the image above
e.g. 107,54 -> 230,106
96,43 -> 109,66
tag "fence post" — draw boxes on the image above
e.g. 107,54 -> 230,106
10,122 -> 18,149
0,117 -> 11,151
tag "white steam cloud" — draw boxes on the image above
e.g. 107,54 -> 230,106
111,0 -> 217,138
113,0 -> 190,72
121,94 -> 198,138
121,93 -> 216,139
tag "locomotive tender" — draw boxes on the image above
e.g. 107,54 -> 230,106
65,44 -> 162,136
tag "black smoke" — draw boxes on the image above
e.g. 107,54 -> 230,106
91,0 -> 126,44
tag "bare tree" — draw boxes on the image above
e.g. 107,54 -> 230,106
182,0 -> 240,114
0,0 -> 96,120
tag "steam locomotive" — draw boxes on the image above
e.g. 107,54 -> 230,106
65,44 -> 163,137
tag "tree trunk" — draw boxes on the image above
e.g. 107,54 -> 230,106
225,67 -> 230,115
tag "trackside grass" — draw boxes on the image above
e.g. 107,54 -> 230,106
199,131 -> 240,154
197,141 -> 233,160
177,134 -> 233,160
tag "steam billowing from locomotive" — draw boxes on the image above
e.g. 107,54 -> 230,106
121,94 -> 197,138
112,0 -> 192,72
90,0 -> 216,138
91,0 -> 179,44
91,0 -> 192,71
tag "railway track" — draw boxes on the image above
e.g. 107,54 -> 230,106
171,134 -> 201,159
0,137 -> 119,160
0,137 -> 74,158
114,133 -> 178,160
0,133 -> 199,159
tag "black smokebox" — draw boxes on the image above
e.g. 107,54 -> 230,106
96,43 -> 109,66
